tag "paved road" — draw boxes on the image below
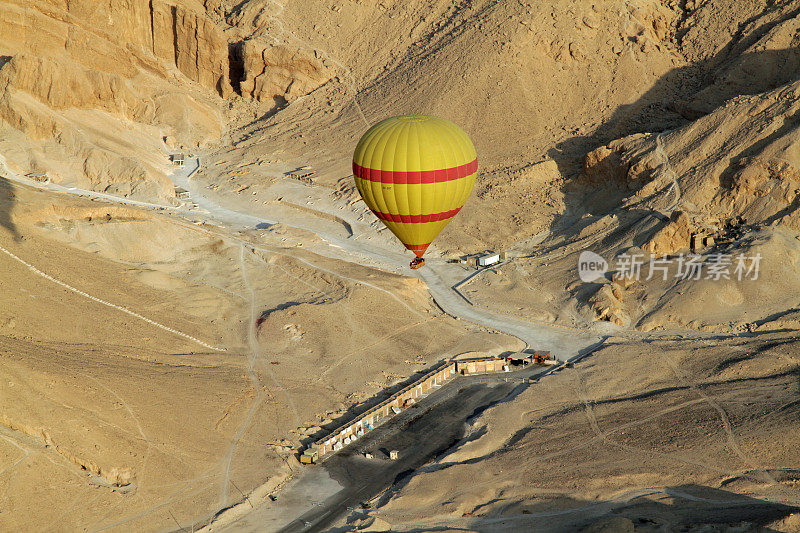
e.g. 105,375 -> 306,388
217,468 -> 343,532
0,154 -> 187,213
1,154 -> 605,358
2,153 -> 609,532
169,157 -> 606,360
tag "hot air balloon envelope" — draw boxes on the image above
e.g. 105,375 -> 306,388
353,115 -> 477,260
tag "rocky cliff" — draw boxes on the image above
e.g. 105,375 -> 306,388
1,0 -> 230,96
236,41 -> 332,105
0,0 -> 332,198
0,0 -> 229,197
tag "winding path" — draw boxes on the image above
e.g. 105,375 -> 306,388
1,152 -> 612,532
2,153 -> 604,359
169,157 -> 607,360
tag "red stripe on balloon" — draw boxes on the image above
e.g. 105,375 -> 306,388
405,242 -> 431,257
370,207 -> 462,224
353,159 -> 477,184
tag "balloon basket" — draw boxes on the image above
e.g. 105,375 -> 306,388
410,257 -> 425,269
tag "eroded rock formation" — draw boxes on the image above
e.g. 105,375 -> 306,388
236,41 -> 333,105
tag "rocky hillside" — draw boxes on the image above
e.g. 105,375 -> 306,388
0,0 -> 332,198
5,0 -> 799,220
204,0 -> 800,254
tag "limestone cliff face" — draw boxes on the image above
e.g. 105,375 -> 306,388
0,55 -> 143,119
0,0 -> 339,197
0,0 -> 229,96
0,0 -> 231,198
152,1 -> 231,97
237,41 -> 333,104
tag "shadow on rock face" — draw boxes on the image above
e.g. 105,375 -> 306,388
463,483 -> 799,533
546,46 -> 800,245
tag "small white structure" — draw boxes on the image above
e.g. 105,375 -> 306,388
389,450 -> 399,460
174,186 -> 191,200
171,153 -> 185,167
477,252 -> 501,267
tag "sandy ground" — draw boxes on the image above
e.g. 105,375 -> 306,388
6,149 -> 791,533
347,333 -> 800,531
0,180 -> 518,531
2,0 -> 800,531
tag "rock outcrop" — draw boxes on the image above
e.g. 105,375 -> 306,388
154,2 -> 231,97
585,282 -> 629,326
644,211 -> 692,255
1,0 -> 230,96
583,78 -> 800,252
0,1 -> 341,197
237,41 -> 333,105
0,0 -> 230,198
0,55 -> 143,121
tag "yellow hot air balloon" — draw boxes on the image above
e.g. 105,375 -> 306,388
353,115 -> 477,268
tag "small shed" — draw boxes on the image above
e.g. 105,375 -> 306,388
530,351 -> 553,365
300,449 -> 318,464
171,153 -> 185,167
174,186 -> 191,200
476,252 -> 505,268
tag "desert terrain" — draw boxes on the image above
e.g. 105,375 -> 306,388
1,0 -> 800,531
